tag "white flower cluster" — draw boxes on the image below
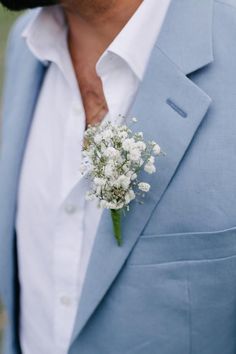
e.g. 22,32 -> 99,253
82,120 -> 161,210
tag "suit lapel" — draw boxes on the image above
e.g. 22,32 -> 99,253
71,0 -> 214,343
0,43 -> 46,305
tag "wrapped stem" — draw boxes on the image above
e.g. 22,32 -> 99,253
111,209 -> 122,246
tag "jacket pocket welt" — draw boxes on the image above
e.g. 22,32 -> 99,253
127,226 -> 236,266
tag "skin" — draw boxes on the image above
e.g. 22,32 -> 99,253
61,0 -> 143,126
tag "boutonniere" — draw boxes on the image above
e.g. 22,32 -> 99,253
81,117 -> 164,246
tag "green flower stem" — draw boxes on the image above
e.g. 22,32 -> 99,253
111,209 -> 122,246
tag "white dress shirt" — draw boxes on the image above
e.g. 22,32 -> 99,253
16,1 -> 171,353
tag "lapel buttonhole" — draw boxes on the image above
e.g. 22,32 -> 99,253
166,98 -> 188,118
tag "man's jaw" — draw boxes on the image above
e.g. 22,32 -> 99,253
0,0 -> 57,11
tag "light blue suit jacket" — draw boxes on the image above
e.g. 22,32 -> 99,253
2,0 -> 236,353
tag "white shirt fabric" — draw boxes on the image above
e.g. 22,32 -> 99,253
16,1 -> 171,354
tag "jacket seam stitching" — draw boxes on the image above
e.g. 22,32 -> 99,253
187,264 -> 192,354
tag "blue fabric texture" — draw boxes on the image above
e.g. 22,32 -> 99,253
1,0 -> 236,353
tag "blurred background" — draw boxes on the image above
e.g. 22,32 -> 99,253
0,5 -> 21,352
0,6 -> 20,96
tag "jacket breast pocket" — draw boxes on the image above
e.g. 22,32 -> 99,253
127,226 -> 236,266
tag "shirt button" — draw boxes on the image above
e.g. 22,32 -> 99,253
64,204 -> 77,214
60,296 -> 72,307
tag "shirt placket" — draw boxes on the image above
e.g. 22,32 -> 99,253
52,96 -> 86,352
53,191 -> 86,352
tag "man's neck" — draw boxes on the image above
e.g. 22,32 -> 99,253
63,0 -> 143,65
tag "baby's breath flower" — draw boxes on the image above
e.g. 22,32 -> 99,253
118,131 -> 128,139
148,156 -> 155,164
104,163 -> 115,178
138,182 -> 151,192
137,132 -> 143,138
128,148 -> 141,162
102,129 -> 113,140
122,138 -> 135,152
94,177 -> 106,186
153,143 -> 161,155
96,185 -> 102,195
104,147 -> 120,159
144,163 -> 156,174
81,117 -> 164,246
116,175 -> 131,189
135,141 -> 146,151
125,189 -> 135,204
131,173 -> 137,181
94,134 -> 103,144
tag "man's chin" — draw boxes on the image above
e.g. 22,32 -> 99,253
0,0 -> 57,10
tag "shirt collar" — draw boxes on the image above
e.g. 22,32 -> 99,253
22,6 -> 77,89
22,0 -> 171,81
22,6 -> 67,62
104,0 -> 171,80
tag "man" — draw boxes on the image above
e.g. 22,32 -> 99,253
1,0 -> 236,353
